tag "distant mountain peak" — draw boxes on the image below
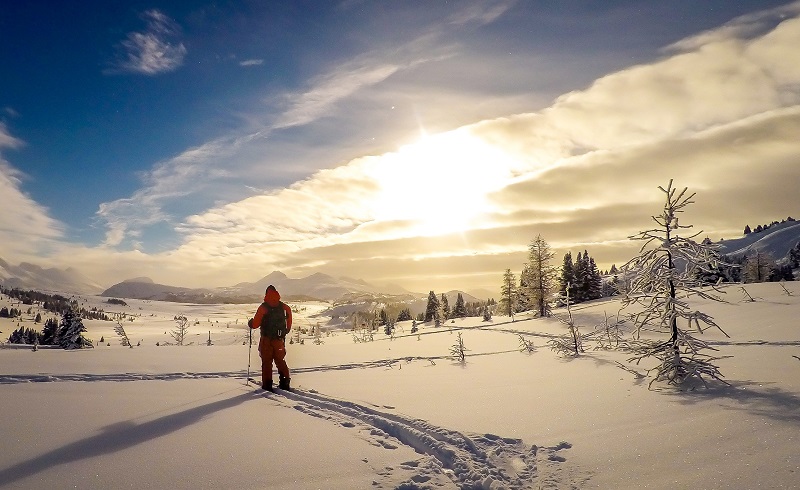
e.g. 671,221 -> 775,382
122,277 -> 154,284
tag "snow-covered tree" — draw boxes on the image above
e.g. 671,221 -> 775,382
524,235 -> 557,317
620,180 -> 730,387
57,309 -> 93,349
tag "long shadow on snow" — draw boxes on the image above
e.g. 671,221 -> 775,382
662,380 -> 800,423
0,391 -> 254,486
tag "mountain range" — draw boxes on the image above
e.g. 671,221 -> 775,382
2,218 -> 798,302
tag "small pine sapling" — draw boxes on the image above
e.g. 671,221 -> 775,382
518,335 -> 535,353
620,180 -> 730,388
114,321 -> 133,348
170,315 -> 190,345
449,332 -> 468,363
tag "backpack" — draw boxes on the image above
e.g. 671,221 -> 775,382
259,302 -> 287,339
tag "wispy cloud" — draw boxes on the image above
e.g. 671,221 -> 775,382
239,59 -> 264,67
106,9 -> 186,75
446,0 -> 517,26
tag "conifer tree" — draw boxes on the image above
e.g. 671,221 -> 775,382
440,293 -> 450,320
41,317 -> 58,345
397,308 -> 412,322
559,252 -> 575,302
573,251 -> 587,303
57,309 -> 93,349
525,235 -> 556,317
621,180 -> 729,387
453,293 -> 467,318
587,256 -> 603,300
499,269 -> 518,318
424,291 -> 440,323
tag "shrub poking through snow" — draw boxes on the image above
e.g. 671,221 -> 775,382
449,332 -> 468,363
620,180 -> 730,388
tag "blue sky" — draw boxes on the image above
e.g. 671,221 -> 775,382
2,1 -> 800,293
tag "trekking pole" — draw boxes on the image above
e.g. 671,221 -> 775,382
246,322 -> 252,385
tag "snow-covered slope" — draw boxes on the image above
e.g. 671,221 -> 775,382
1,282 -> 799,488
716,220 -> 800,261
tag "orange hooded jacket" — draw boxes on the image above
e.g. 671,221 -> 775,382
250,285 -> 292,337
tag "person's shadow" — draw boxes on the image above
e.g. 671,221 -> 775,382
0,391 -> 256,486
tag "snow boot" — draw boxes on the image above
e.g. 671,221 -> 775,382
263,379 -> 275,392
278,376 -> 291,391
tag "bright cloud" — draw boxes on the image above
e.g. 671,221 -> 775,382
0,126 -> 64,259
160,7 -> 800,291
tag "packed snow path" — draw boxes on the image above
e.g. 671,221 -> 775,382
259,386 -> 581,489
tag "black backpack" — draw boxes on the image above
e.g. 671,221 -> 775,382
259,302 -> 287,339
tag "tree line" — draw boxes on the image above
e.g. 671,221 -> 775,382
6,310 -> 92,349
0,286 -> 111,321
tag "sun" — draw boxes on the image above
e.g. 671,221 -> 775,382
367,129 -> 513,236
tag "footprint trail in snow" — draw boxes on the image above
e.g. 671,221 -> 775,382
264,387 -> 588,489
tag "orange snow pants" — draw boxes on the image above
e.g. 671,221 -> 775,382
258,336 -> 289,382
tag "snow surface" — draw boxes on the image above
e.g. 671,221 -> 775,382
1,282 -> 799,489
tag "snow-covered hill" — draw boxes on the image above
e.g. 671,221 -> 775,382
1,282 -> 798,488
716,219 -> 800,261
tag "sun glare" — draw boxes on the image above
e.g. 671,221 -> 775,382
368,129 -> 513,236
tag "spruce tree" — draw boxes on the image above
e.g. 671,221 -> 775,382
440,293 -> 450,320
559,252 -> 575,303
453,293 -> 467,318
57,309 -> 93,349
424,291 -> 440,323
41,318 -> 58,345
587,257 -> 603,300
573,251 -> 587,303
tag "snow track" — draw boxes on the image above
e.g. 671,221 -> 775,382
266,388 -> 584,489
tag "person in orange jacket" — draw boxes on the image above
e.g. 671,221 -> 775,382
248,285 -> 292,391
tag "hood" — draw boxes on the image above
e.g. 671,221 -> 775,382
264,284 -> 281,306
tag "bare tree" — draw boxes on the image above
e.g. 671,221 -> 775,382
499,269 -> 518,319
524,235 -> 557,317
